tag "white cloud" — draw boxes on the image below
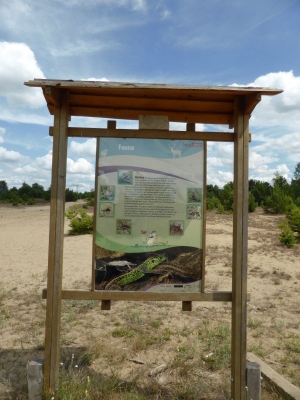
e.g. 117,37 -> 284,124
249,151 -> 279,170
0,127 -> 5,144
0,42 -> 45,108
54,0 -> 148,11
81,77 -> 110,82
50,40 -> 112,57
160,8 -> 171,20
0,107 -> 52,125
67,157 -> 94,174
276,164 -> 290,179
208,157 -> 223,167
69,139 -> 97,158
207,170 -> 234,188
0,146 -> 24,163
250,163 -> 290,183
241,71 -> 300,129
35,153 -> 53,171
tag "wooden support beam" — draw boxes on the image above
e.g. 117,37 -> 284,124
49,126 -> 235,142
44,86 -> 61,108
42,289 -> 233,302
69,106 -> 231,125
182,301 -> 192,311
244,93 -> 261,115
101,300 -> 111,310
68,93 -> 234,114
231,97 -> 249,400
44,90 -> 69,393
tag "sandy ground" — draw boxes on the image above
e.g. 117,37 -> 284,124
0,203 -> 299,398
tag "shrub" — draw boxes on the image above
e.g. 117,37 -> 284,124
248,192 -> 258,212
65,205 -> 93,235
27,198 -> 36,205
278,221 -> 297,248
206,196 -> 220,210
263,186 -> 294,214
286,205 -> 300,238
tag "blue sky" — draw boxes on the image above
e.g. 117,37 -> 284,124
0,0 -> 300,191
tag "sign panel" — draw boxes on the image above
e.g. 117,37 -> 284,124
94,138 -> 205,292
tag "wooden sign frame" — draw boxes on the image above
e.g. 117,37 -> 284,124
92,123 -> 206,296
25,79 -> 282,399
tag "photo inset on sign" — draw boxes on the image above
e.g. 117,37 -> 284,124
116,219 -> 132,235
187,204 -> 201,219
99,185 -> 115,201
187,188 -> 202,203
118,169 -> 133,185
169,220 -> 184,235
99,202 -> 114,218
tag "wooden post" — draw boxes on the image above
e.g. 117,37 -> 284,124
44,90 -> 69,393
231,97 -> 249,400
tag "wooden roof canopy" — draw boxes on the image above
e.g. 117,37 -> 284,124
25,79 -> 282,127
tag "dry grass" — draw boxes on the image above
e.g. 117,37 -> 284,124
1,208 -> 300,399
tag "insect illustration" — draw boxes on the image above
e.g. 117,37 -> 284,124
117,219 -> 132,234
170,221 -> 184,235
187,188 -> 202,203
100,203 -> 114,217
187,205 -> 201,219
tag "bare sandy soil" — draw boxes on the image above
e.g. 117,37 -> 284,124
0,203 -> 299,398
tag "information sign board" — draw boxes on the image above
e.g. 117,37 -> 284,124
94,138 -> 205,292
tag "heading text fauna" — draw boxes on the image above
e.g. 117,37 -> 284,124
119,144 -> 134,150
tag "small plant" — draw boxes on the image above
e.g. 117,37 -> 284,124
248,317 -> 262,329
278,221 -> 297,248
111,328 -> 135,338
65,205 -> 93,235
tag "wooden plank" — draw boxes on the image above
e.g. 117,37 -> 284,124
44,90 -> 69,392
25,79 -> 283,96
69,106 -> 231,125
49,127 -> 235,142
91,138 -> 99,292
231,97 -> 249,400
68,93 -> 234,113
42,289 -> 233,302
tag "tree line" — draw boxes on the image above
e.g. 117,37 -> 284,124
0,162 -> 299,212
207,162 -> 300,214
1,162 -> 299,246
0,181 -> 94,205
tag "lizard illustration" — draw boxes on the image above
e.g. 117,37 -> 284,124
105,254 -> 166,289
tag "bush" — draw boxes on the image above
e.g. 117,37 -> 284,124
286,205 -> 300,238
27,198 -> 36,205
248,192 -> 258,212
263,186 -> 294,214
278,221 -> 297,248
206,196 -> 221,210
65,205 -> 93,235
